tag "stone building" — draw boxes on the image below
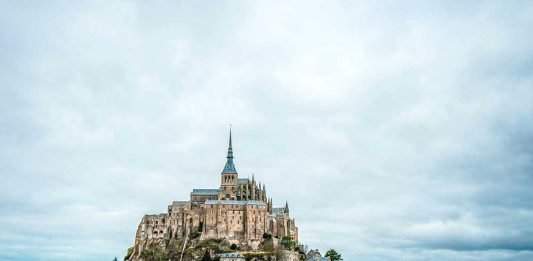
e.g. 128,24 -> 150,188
306,249 -> 331,261
128,131 -> 298,260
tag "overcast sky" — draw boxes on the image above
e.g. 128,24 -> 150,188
1,1 -> 533,260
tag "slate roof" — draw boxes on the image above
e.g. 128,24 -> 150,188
306,258 -> 330,261
237,178 -> 250,184
272,207 -> 286,215
191,189 -> 220,196
205,200 -> 267,206
169,201 -> 189,207
222,158 -> 237,173
171,201 -> 189,204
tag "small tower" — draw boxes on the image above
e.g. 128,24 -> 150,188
258,182 -> 262,201
262,184 -> 267,203
285,201 -> 290,215
251,174 -> 256,200
219,128 -> 238,200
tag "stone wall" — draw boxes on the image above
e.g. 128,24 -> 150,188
128,199 -> 298,260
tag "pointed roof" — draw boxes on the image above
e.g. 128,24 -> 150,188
222,127 -> 237,173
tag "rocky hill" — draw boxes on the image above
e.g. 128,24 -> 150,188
125,233 -> 303,261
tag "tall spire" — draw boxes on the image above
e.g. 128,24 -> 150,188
222,127 -> 237,173
285,201 -> 290,215
227,126 -> 233,159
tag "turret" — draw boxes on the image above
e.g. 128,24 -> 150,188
258,182 -> 262,201
262,184 -> 267,203
251,174 -> 256,200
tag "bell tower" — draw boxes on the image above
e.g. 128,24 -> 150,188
219,127 -> 238,200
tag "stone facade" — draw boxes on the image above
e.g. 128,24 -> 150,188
128,131 -> 298,260
306,249 -> 331,261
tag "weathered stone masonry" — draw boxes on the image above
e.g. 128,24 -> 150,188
128,131 -> 298,260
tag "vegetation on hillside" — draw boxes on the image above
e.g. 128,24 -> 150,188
124,233 -> 335,261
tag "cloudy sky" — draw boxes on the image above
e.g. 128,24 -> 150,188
1,1 -> 533,260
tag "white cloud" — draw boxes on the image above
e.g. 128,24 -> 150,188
1,1 -> 533,260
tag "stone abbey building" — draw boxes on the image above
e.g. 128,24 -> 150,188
128,131 -> 298,259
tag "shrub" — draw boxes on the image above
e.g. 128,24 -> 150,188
140,245 -> 168,261
124,247 -> 134,261
190,231 -> 201,239
262,240 -> 275,252
281,236 -> 296,250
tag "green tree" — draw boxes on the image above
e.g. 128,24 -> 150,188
324,249 -> 342,261
281,236 -> 296,250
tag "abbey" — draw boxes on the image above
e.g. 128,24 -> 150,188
128,131 -> 298,259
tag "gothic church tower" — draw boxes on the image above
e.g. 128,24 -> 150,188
219,129 -> 238,200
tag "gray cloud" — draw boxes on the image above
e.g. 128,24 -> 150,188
1,1 -> 533,260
